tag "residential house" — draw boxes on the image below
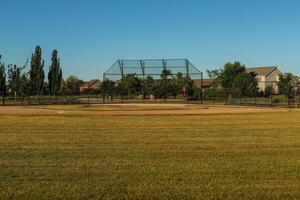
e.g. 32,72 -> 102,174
246,66 -> 284,94
290,76 -> 300,95
193,78 -> 215,89
192,66 -> 284,94
79,79 -> 101,94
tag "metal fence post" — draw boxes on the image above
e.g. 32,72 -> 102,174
102,73 -> 106,104
121,61 -> 124,103
200,72 -> 203,104
162,59 -> 167,104
185,59 -> 189,104
140,60 -> 145,103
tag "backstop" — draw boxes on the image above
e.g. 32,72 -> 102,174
103,59 -> 203,103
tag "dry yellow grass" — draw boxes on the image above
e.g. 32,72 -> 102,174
0,104 -> 299,199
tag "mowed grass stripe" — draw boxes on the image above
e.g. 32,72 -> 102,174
0,112 -> 299,199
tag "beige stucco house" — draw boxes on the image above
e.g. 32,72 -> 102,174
246,66 -> 284,93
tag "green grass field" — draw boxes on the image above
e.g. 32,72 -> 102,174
0,105 -> 299,199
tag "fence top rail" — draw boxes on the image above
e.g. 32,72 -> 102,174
104,58 -> 202,75
104,73 -> 202,76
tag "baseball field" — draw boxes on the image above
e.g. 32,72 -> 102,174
0,104 -> 299,199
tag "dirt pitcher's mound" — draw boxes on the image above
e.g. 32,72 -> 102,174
0,104 -> 289,116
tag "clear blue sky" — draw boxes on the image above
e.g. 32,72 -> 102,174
1,0 -> 300,80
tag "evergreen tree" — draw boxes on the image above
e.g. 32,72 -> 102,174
29,46 -> 45,97
0,55 -> 6,105
48,49 -> 62,96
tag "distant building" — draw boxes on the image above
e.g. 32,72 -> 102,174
193,66 -> 284,94
246,66 -> 284,93
193,79 -> 215,89
290,76 -> 300,93
80,79 -> 101,94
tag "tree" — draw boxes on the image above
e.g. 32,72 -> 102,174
60,79 -> 67,96
43,82 -> 50,96
123,74 -> 142,98
0,55 -> 6,105
218,62 -> 246,96
265,85 -> 274,97
101,79 -> 116,98
206,69 -> 221,100
191,82 -> 201,100
63,76 -> 83,96
159,69 -> 172,98
206,69 -> 221,88
206,69 -> 220,79
29,46 -> 45,98
278,73 -> 294,98
7,65 -> 24,100
169,73 -> 192,98
169,73 -> 183,98
231,72 -> 258,97
144,76 -> 154,97
20,73 -> 30,97
48,49 -> 62,96
186,75 -> 195,97
218,61 -> 258,97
